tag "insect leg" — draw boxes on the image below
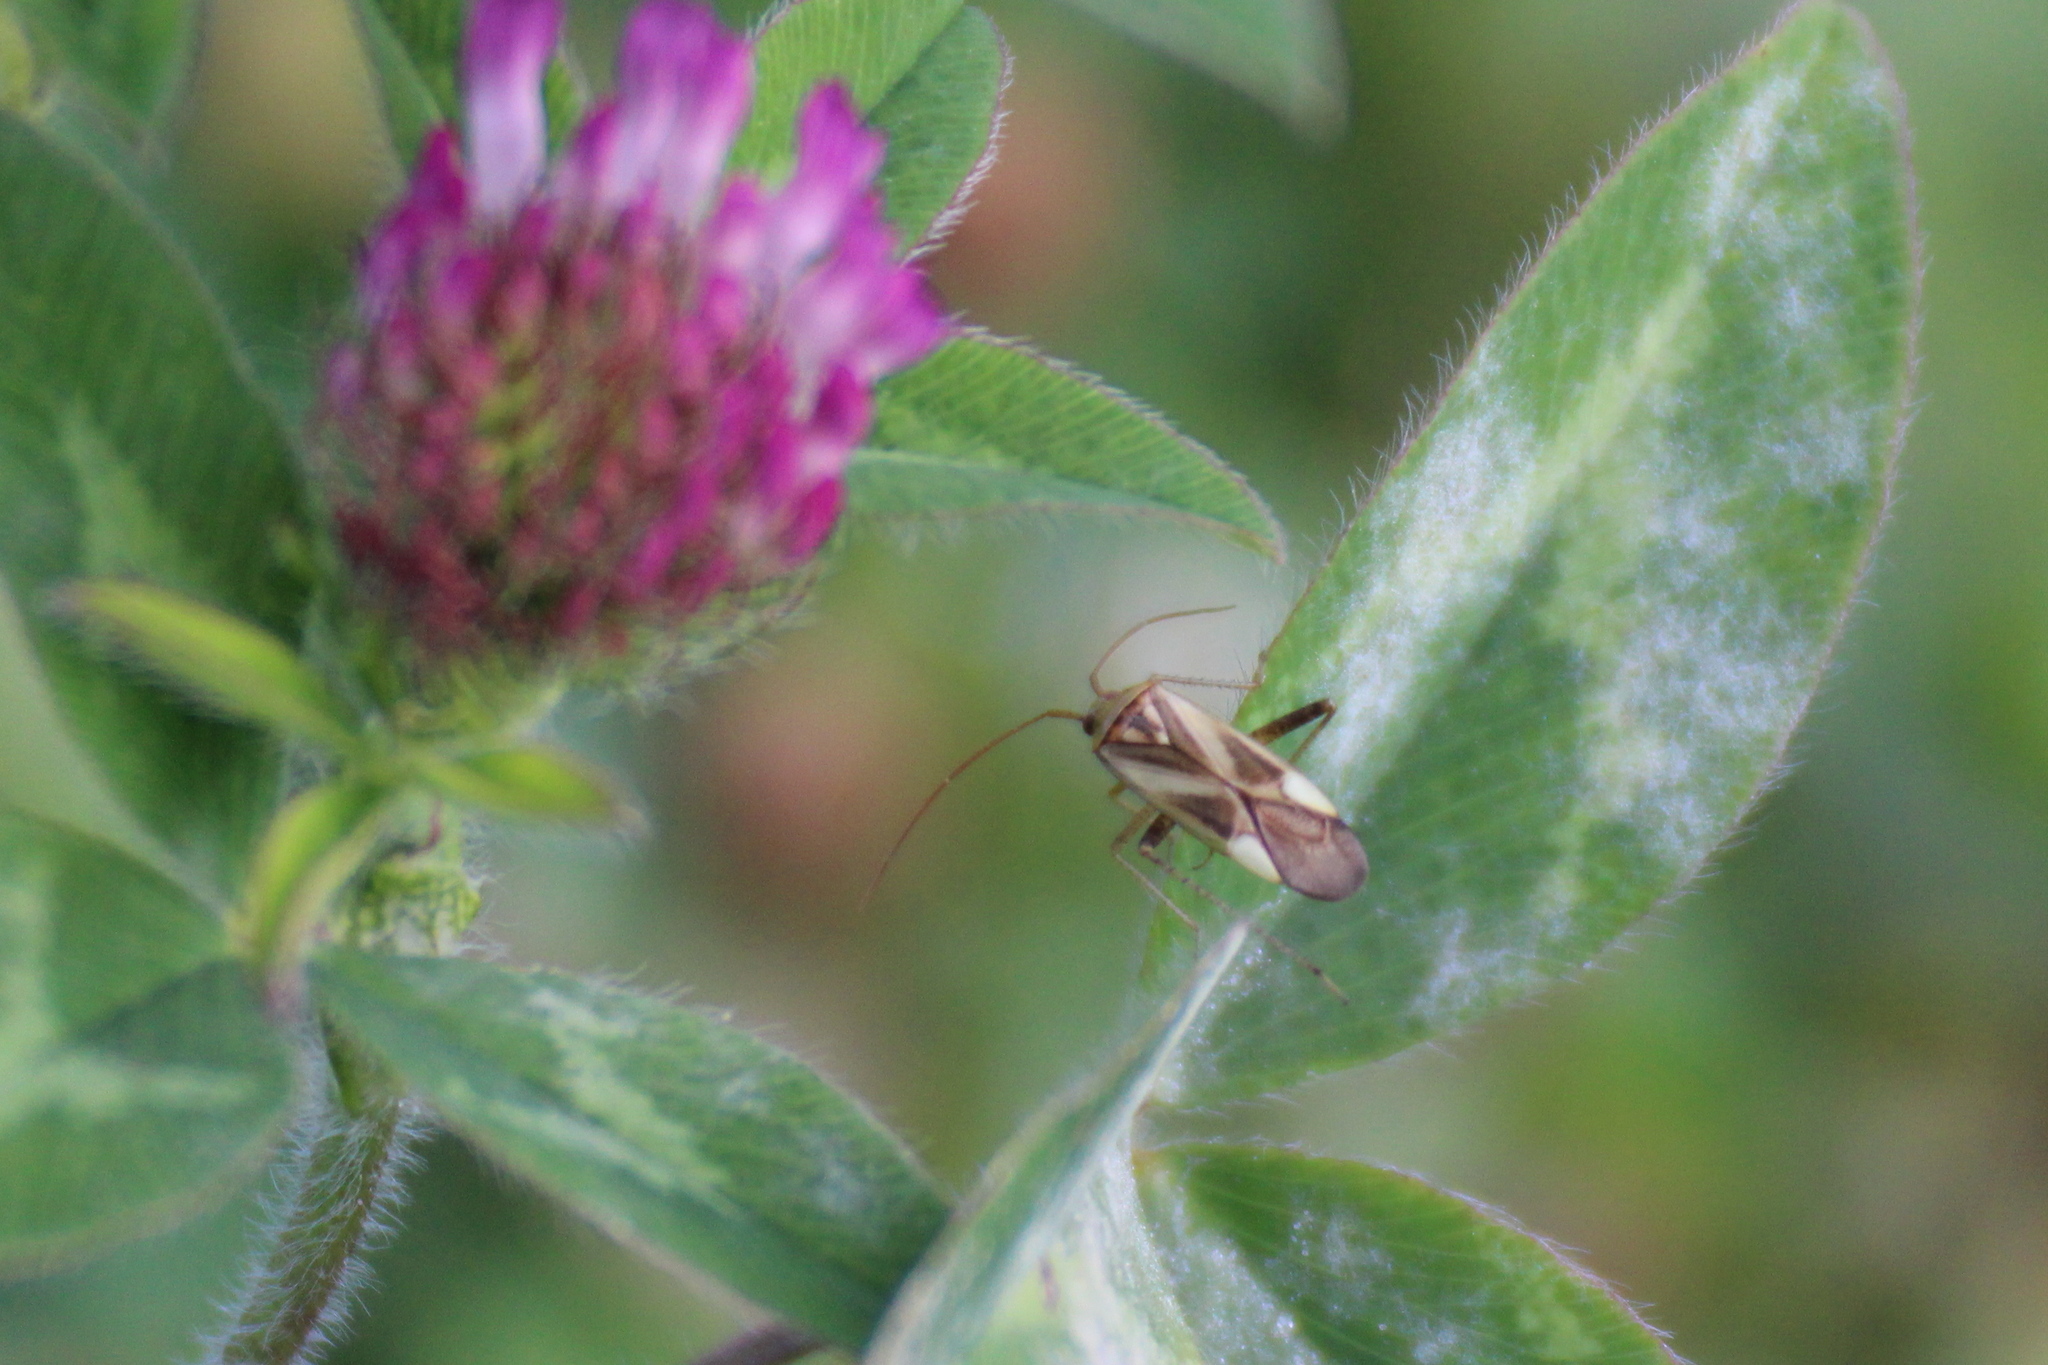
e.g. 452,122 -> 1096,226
1246,698 -> 1335,758
1135,830 -> 1349,1003
1111,812 -> 1202,935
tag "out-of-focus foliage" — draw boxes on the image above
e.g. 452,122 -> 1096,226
1,0 -> 2041,1363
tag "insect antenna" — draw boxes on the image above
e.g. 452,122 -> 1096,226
1087,605 -> 1236,696
856,708 -> 1089,916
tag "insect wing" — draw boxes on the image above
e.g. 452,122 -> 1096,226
1248,797 -> 1368,901
1097,740 -> 1265,861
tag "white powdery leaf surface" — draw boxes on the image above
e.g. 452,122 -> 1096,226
1174,4 -> 1911,1097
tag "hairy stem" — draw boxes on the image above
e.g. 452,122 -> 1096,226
684,1323 -> 827,1365
207,1044 -> 417,1365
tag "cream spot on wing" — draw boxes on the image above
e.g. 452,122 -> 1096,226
1226,834 -> 1280,883
1279,770 -> 1338,817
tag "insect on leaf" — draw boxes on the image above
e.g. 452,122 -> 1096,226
1159,0 -> 1919,1103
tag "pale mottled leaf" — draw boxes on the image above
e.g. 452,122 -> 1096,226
312,950 -> 950,1348
0,812 -> 294,1269
872,927 -> 1673,1362
868,926 -> 1246,1362
1150,2 -> 1918,1100
1141,1145 -> 1676,1365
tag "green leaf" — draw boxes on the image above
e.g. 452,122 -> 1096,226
874,929 -> 1673,1362
312,951 -> 952,1349
1,7 -> 36,114
348,0 -> 448,169
868,6 -> 1005,248
1050,0 -> 1342,135
8,0 -> 199,128
1155,2 -> 1918,1101
0,111 -> 309,898
60,579 -> 358,753
868,925 -> 1247,1362
1141,1145 -> 1676,1365
857,335 -> 1284,560
414,743 -> 633,826
348,0 -> 580,169
0,812 -> 295,1269
731,0 -> 963,177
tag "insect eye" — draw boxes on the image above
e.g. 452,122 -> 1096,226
1081,714 -> 1097,735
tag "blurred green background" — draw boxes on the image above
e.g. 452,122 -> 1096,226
4,0 -> 2045,1361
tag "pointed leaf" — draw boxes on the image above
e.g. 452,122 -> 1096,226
858,335 -> 1284,560
414,743 -> 633,826
236,778 -> 392,974
875,929 -> 1673,1362
0,812 -> 295,1268
60,579 -> 358,753
1051,0 -> 1342,135
868,925 -> 1247,1361
869,6 -> 1006,248
312,951 -> 951,1349
1151,2 -> 1917,1101
0,111 -> 309,897
1142,1145 -> 1677,1365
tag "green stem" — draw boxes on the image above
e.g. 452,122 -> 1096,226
208,1038 -> 416,1365
206,1031 -> 415,1358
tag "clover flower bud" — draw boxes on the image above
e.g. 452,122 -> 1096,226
325,0 -> 947,662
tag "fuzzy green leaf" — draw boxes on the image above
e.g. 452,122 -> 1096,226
1051,0 -> 1341,135
857,335 -> 1285,560
869,6 -> 1005,248
8,0 -> 199,128
868,925 -> 1246,1362
60,579 -> 357,753
312,951 -> 951,1349
0,812 -> 294,1269
0,111 -> 308,899
1148,2 -> 1917,1101
414,743 -> 633,826
874,927 -> 1672,1362
732,0 -> 962,178
1141,1145 -> 1676,1365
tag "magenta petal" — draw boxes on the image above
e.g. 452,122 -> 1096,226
361,128 -> 468,321
759,83 -> 887,284
463,0 -> 562,220
597,1 -> 754,224
779,477 -> 844,562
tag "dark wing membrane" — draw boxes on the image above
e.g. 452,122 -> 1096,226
1097,741 -> 1257,854
1152,690 -> 1291,789
1249,799 -> 1369,901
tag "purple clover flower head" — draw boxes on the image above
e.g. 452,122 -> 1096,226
326,0 -> 948,660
